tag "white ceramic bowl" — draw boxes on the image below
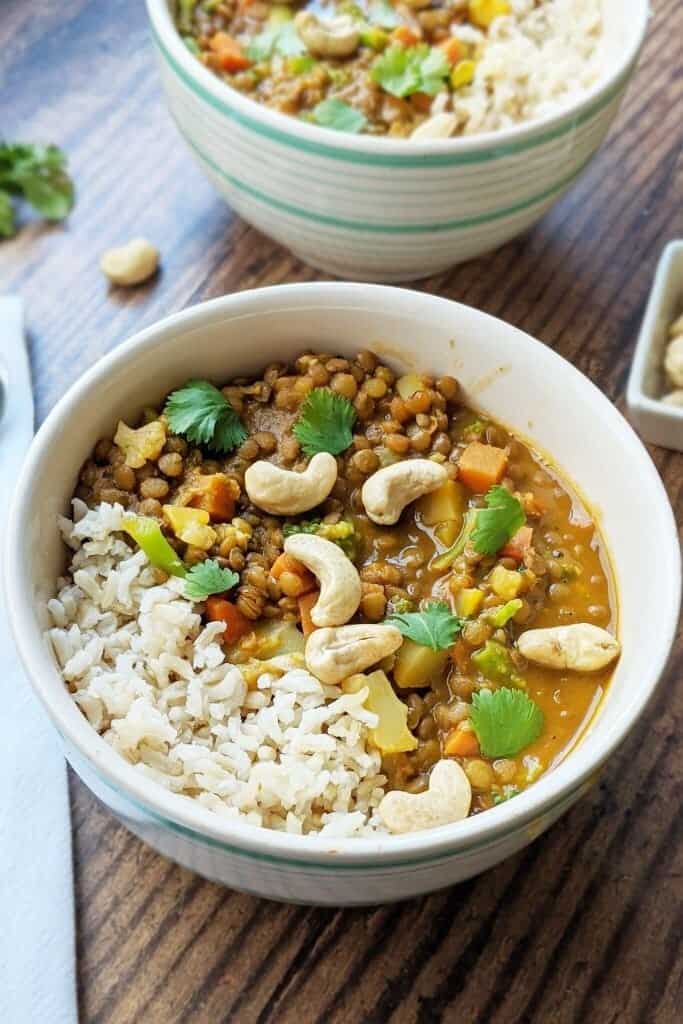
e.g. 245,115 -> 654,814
146,0 -> 648,282
5,284 -> 679,905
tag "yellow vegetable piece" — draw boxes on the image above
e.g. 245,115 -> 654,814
456,587 -> 484,618
418,480 -> 466,546
450,59 -> 476,89
393,638 -> 449,689
396,373 -> 427,399
113,419 -> 166,469
468,0 -> 510,29
163,505 -> 217,551
343,671 -> 417,754
489,564 -> 523,600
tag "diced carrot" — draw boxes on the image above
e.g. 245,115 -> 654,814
457,442 -> 508,493
392,25 -> 421,46
208,32 -> 252,72
444,726 -> 480,758
270,552 -> 317,593
501,524 -> 533,561
298,590 -> 320,637
188,474 -> 238,522
205,597 -> 252,645
440,37 -> 462,64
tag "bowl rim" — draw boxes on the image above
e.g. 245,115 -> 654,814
146,0 -> 649,164
6,283 -> 680,867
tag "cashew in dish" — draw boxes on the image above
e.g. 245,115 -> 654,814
100,238 -> 159,286
284,533 -> 361,627
362,459 -> 449,526
295,11 -> 360,58
411,114 -> 458,141
244,451 -> 337,515
517,623 -> 620,672
664,335 -> 683,389
305,624 -> 403,685
662,390 -> 683,407
378,759 -> 472,834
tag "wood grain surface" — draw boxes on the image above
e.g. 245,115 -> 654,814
2,1 -> 682,1021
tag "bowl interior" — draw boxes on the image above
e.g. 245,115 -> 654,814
9,284 -> 679,853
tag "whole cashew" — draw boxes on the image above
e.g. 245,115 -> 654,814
284,533 -> 361,627
305,624 -> 403,685
411,114 -> 458,141
664,335 -> 683,388
244,451 -> 337,515
378,760 -> 472,834
662,390 -> 683,407
100,238 -> 159,286
517,623 -> 620,671
294,11 -> 360,58
362,459 -> 448,526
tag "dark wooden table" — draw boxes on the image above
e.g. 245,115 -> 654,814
2,1 -> 682,1021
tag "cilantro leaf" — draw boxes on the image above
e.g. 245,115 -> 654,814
470,687 -> 544,758
247,21 -> 305,61
0,141 -> 74,235
370,43 -> 449,98
387,600 -> 463,651
368,0 -> 400,28
184,559 -> 239,602
164,380 -> 247,453
471,485 -> 525,556
312,98 -> 367,134
293,387 -> 356,457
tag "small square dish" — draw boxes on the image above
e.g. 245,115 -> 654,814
626,240 -> 683,451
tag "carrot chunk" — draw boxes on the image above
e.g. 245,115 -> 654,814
392,25 -> 421,46
208,32 -> 252,72
205,597 -> 251,645
501,525 -> 533,561
440,37 -> 462,64
444,727 -> 480,758
270,553 -> 316,593
298,590 -> 320,637
458,442 -> 508,493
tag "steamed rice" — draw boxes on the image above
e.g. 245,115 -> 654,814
46,501 -> 388,836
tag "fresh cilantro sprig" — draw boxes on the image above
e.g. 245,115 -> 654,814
164,380 -> 247,454
293,387 -> 357,457
0,141 -> 75,238
247,21 -> 305,61
471,485 -> 525,556
312,98 -> 367,134
184,559 -> 239,602
470,687 -> 544,758
387,600 -> 464,651
371,43 -> 450,98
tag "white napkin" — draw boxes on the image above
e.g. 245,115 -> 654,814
0,297 -> 78,1023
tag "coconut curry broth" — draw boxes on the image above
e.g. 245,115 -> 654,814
74,351 -> 617,815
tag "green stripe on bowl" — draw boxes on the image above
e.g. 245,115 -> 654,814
152,24 -> 629,169
180,125 -> 595,235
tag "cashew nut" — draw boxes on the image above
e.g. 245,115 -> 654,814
669,313 -> 683,338
378,760 -> 472,834
662,390 -> 683,407
664,335 -> 683,389
100,238 -> 159,286
294,11 -> 360,58
244,451 -> 337,515
361,459 -> 448,526
517,623 -> 620,672
411,114 -> 458,141
284,533 -> 361,627
305,624 -> 403,685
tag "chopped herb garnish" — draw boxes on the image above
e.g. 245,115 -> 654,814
387,600 -> 463,651
367,0 -> 401,28
247,21 -> 305,61
293,387 -> 356,457
164,380 -> 247,454
471,485 -> 525,556
470,687 -> 544,758
0,141 -> 75,238
371,43 -> 449,98
184,559 -> 239,602
312,98 -> 367,134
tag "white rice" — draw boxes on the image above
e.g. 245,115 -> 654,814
441,0 -> 605,135
46,502 -> 388,836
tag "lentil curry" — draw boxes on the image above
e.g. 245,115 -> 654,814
174,0 -> 603,139
73,348 -> 619,820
